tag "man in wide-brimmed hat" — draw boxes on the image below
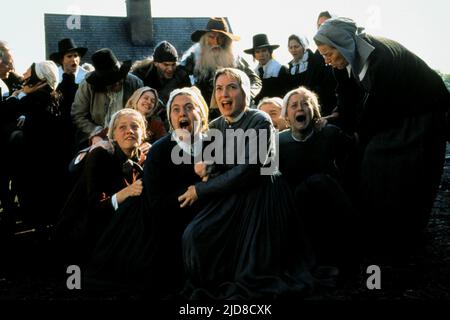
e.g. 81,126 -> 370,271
180,17 -> 261,119
50,38 -> 89,85
71,48 -> 143,147
244,34 -> 289,104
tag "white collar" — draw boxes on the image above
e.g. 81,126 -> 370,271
58,66 -> 88,84
225,109 -> 246,124
346,62 -> 369,81
257,59 -> 283,78
291,129 -> 314,142
171,131 -> 204,157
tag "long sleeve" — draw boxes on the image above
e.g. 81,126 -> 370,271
71,80 -> 101,142
195,112 -> 273,199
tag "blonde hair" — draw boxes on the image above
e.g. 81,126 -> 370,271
257,97 -> 283,110
125,86 -> 158,112
281,87 -> 321,122
107,108 -> 148,141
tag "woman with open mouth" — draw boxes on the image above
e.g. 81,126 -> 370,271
179,68 -> 316,300
278,86 -> 356,272
82,87 -> 209,298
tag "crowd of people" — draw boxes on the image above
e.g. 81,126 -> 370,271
0,12 -> 449,300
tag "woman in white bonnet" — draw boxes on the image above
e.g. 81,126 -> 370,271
4,60 -> 65,229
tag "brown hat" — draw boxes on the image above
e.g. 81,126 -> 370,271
49,38 -> 87,63
86,48 -> 131,88
244,34 -> 279,55
191,17 -> 240,42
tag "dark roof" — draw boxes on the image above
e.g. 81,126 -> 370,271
44,14 -> 232,64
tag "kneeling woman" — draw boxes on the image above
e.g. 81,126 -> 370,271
85,87 -> 209,296
278,87 -> 356,267
179,68 -> 315,300
55,109 -> 146,263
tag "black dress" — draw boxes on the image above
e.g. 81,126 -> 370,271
335,35 -> 449,251
54,142 -> 141,264
85,134 -> 202,295
182,109 -> 315,300
278,126 -> 356,266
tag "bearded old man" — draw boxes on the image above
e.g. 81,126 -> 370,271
180,17 -> 261,120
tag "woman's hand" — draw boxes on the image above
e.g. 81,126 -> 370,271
139,142 -> 151,155
116,179 -> 143,204
194,162 -> 208,181
178,185 -> 198,208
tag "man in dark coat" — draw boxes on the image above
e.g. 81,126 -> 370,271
71,48 -> 143,147
131,41 -> 191,107
244,33 -> 289,104
314,17 -> 450,255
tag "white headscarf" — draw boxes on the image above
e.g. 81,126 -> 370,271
34,60 -> 59,90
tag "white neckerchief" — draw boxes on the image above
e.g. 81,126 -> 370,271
171,131 -> 204,157
58,66 -> 89,84
256,59 -> 283,78
290,50 -> 309,75
291,129 -> 314,142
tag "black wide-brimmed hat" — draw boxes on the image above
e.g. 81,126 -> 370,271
244,34 -> 279,55
191,17 -> 240,42
49,38 -> 87,62
86,48 -> 131,88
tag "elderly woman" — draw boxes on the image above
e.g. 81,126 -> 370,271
286,34 -> 336,116
125,86 -> 167,144
179,68 -> 315,300
257,96 -> 289,131
85,87 -> 208,296
314,17 -> 450,254
55,108 -> 146,263
278,86 -> 355,268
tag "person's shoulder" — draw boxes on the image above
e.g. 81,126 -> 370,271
149,133 -> 172,151
278,129 -> 293,143
249,108 -> 271,122
85,142 -> 115,162
209,116 -> 224,129
126,72 -> 144,86
131,58 -> 154,73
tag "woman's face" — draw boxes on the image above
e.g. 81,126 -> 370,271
259,102 -> 282,129
215,73 -> 246,120
317,44 -> 348,69
286,93 -> 313,134
113,113 -> 144,156
137,91 -> 156,117
288,39 -> 305,62
170,94 -> 202,135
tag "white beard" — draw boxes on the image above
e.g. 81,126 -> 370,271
194,42 -> 236,81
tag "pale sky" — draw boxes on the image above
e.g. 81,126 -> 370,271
2,0 -> 450,74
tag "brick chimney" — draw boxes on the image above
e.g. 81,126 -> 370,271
126,0 -> 153,45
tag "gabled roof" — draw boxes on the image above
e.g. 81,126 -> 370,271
45,14 -> 230,63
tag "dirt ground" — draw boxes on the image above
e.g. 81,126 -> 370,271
1,146 -> 449,302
